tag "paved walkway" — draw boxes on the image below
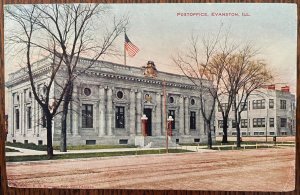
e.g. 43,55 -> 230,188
5,145 -> 216,157
6,143 -> 293,157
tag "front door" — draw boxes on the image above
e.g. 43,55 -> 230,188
143,108 -> 152,136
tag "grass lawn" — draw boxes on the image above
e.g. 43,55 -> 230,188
6,149 -> 192,162
6,142 -> 137,151
210,144 -> 293,150
52,144 -> 137,150
179,140 -> 293,147
5,148 -> 20,152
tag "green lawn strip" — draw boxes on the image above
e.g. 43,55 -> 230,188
6,142 -> 47,151
6,142 -> 137,151
5,148 -> 20,152
210,145 -> 288,150
179,141 -> 294,147
6,149 -> 192,162
52,144 -> 137,150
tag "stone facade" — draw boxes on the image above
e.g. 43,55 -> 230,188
215,88 -> 296,137
6,57 -> 216,146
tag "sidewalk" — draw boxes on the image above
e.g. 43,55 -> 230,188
6,143 -> 292,157
5,145 -> 215,157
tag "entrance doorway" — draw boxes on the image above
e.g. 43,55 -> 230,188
143,108 -> 152,136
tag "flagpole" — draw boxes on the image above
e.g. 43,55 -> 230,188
124,28 -> 127,66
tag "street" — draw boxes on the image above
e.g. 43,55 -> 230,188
6,147 -> 295,191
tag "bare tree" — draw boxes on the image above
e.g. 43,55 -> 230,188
172,33 -> 224,149
209,40 -> 239,144
172,27 -> 244,147
5,4 -> 128,157
225,46 -> 273,147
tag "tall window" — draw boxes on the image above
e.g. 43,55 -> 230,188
168,110 -> 175,129
253,118 -> 265,127
280,118 -> 287,127
190,111 -> 196,129
27,107 -> 32,129
269,118 -> 274,127
232,120 -> 237,128
82,104 -> 93,128
241,119 -> 248,128
253,99 -> 265,109
15,108 -> 20,130
269,99 -> 274,109
280,100 -> 286,109
115,106 -> 125,128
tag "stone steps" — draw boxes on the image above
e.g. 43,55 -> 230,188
136,136 -> 179,148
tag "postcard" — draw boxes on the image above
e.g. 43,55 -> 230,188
3,3 -> 296,192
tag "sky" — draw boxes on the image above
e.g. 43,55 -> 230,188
4,3 -> 297,95
107,3 -> 297,93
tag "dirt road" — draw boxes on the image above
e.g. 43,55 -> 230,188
6,147 -> 295,191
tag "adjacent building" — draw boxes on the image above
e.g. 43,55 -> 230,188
6,57 -> 216,146
215,86 -> 296,137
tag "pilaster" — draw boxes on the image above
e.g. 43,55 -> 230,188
155,92 -> 162,136
184,96 -> 190,135
179,96 -> 185,135
129,90 -> 136,135
98,86 -> 106,136
136,91 -> 142,135
107,88 -> 113,136
72,86 -> 79,136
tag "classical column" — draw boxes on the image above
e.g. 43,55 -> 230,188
129,90 -> 136,135
198,108 -> 203,135
9,92 -> 14,137
184,96 -> 190,135
107,88 -> 113,136
98,87 -> 106,136
155,92 -> 162,136
72,86 -> 79,136
37,91 -> 40,136
136,91 -> 142,135
179,96 -> 185,135
20,92 -> 24,135
31,92 -> 35,135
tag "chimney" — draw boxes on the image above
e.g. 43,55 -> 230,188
281,86 -> 290,93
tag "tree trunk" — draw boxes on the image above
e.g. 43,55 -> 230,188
60,82 -> 73,152
207,122 -> 213,149
46,116 -> 53,159
235,111 -> 242,148
60,103 -> 68,152
236,123 -> 241,148
222,116 -> 228,143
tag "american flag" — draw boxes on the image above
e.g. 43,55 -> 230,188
125,33 -> 139,57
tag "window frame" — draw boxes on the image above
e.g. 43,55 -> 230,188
168,110 -> 176,129
253,118 -> 266,127
269,118 -> 274,127
115,106 -> 125,128
280,118 -> 287,128
252,99 -> 265,109
82,104 -> 93,128
27,106 -> 32,129
280,100 -> 287,109
241,119 -> 248,128
232,120 -> 237,128
269,99 -> 274,109
190,111 -> 196,130
15,108 -> 20,130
